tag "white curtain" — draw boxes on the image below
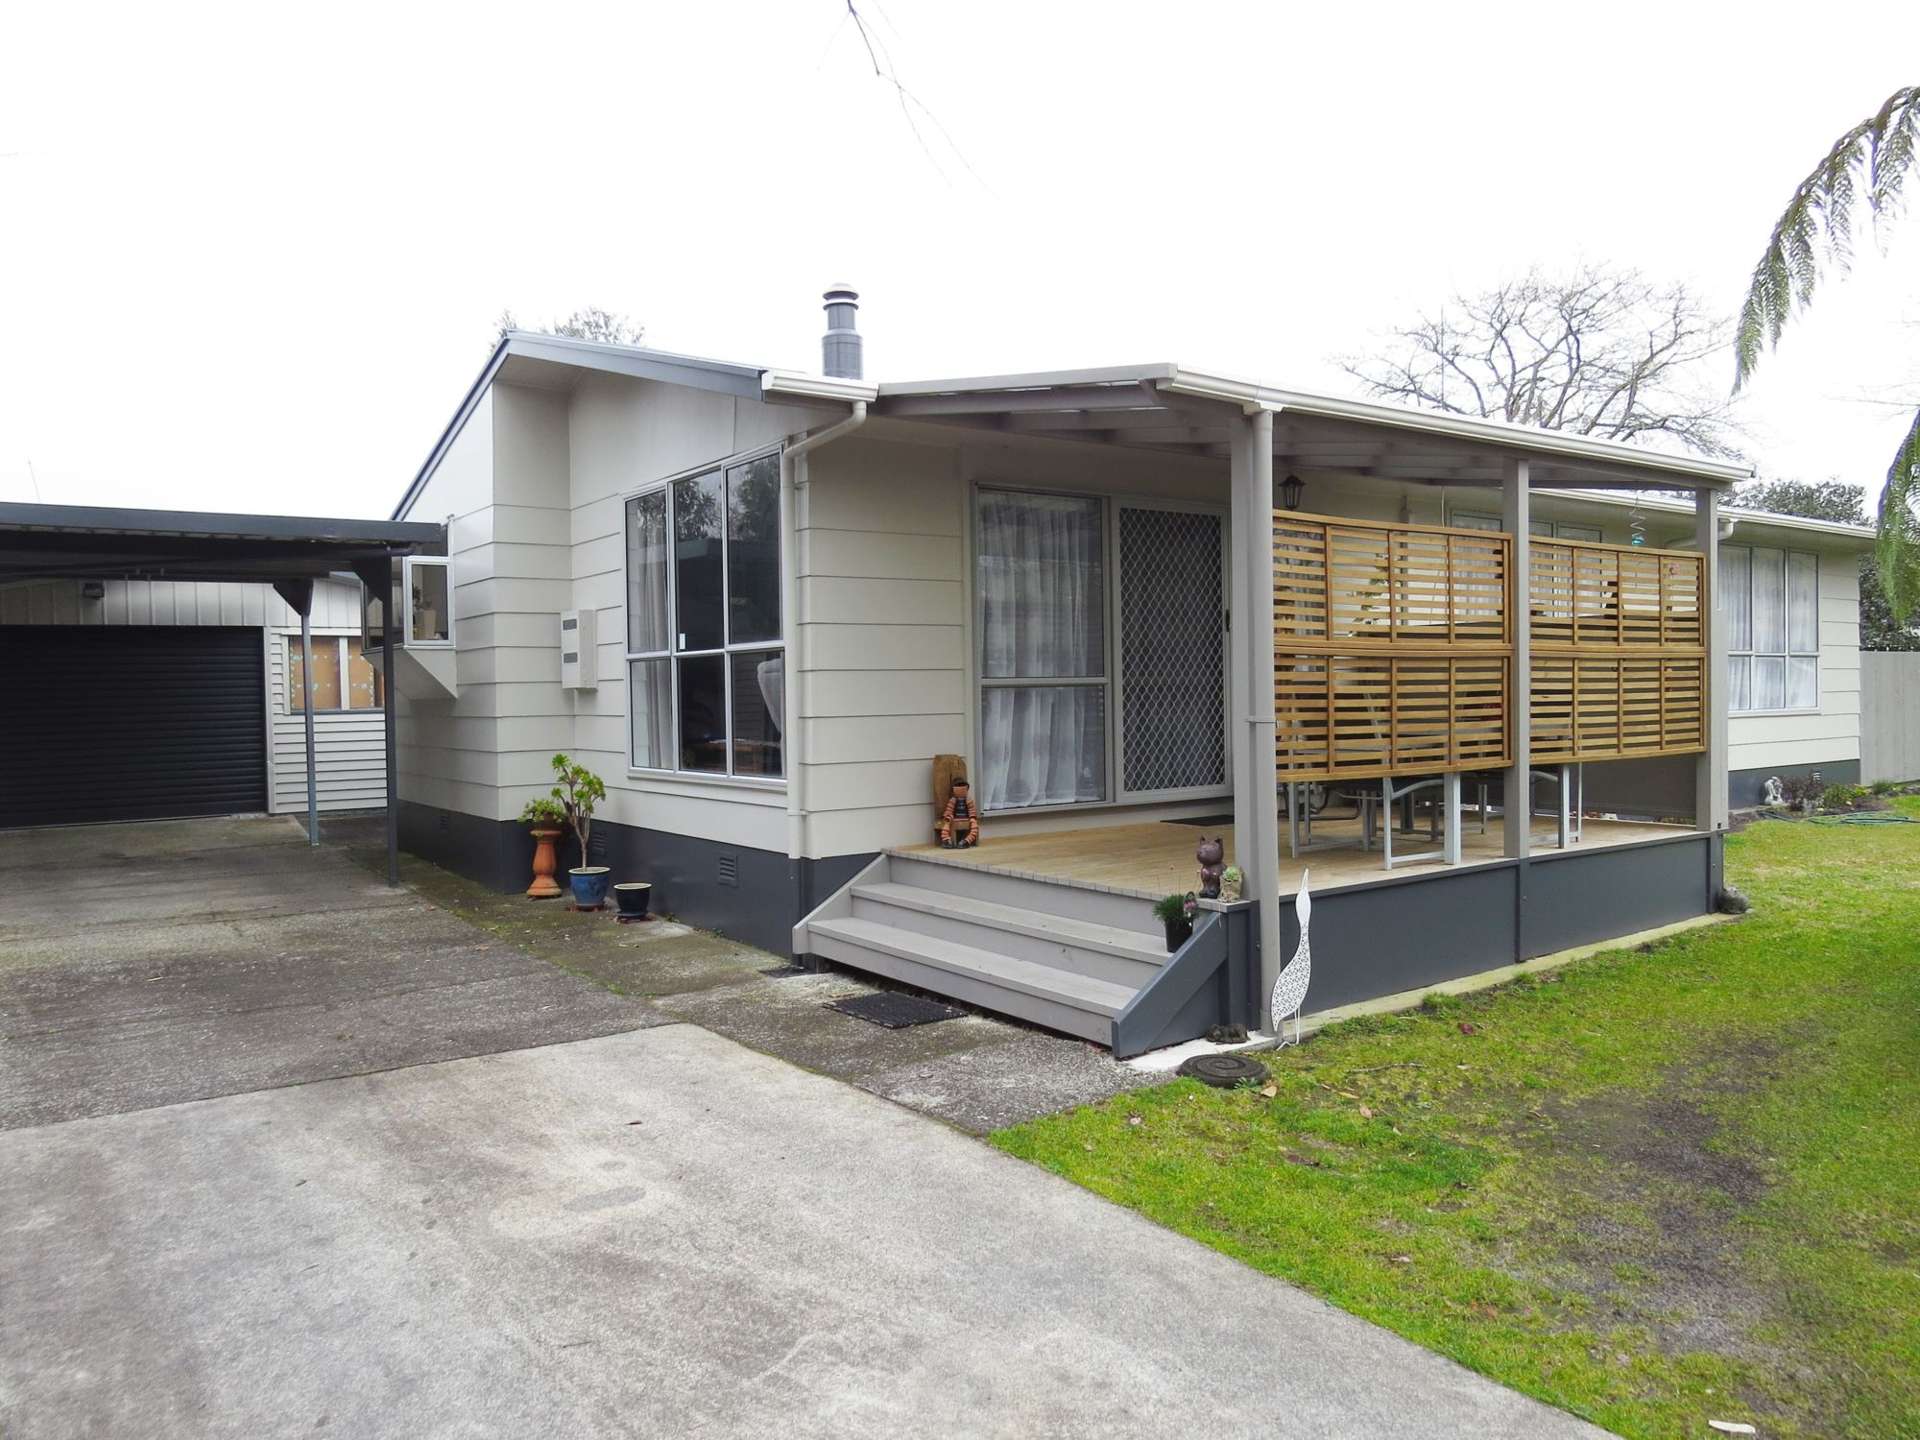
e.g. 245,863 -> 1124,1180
977,492 -> 1107,809
626,490 -> 669,653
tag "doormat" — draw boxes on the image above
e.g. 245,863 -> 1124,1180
1163,813 -> 1236,828
829,992 -> 966,1028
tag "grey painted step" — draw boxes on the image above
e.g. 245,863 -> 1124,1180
850,882 -> 1166,990
886,854 -> 1161,937
806,916 -> 1131,1046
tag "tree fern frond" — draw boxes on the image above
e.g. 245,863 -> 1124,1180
1733,85 -> 1919,392
1877,404 -> 1920,624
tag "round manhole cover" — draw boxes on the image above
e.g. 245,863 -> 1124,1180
1175,1053 -> 1270,1088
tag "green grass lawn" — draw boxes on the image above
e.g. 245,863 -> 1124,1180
993,800 -> 1920,1439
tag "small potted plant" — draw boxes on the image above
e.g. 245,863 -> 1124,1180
547,752 -> 610,909
1152,892 -> 1198,952
519,795 -> 567,899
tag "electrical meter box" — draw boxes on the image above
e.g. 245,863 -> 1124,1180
560,609 -> 597,690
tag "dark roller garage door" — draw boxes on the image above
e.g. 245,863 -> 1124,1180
0,626 -> 267,827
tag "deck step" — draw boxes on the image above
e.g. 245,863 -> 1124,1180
886,853 -> 1162,937
806,915 -> 1133,1046
850,881 -> 1165,989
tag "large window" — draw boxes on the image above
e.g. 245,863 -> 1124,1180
290,636 -> 384,712
624,450 -> 784,778
977,489 -> 1109,810
1724,544 -> 1819,712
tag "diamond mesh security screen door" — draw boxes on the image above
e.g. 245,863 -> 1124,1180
1118,506 -> 1226,796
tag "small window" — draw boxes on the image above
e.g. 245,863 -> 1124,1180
291,637 -> 385,712
345,637 -> 384,709
405,557 -> 452,645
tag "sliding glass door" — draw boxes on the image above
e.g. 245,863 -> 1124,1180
976,490 -> 1109,810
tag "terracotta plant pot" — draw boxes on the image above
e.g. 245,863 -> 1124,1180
526,826 -> 565,899
614,882 -> 652,918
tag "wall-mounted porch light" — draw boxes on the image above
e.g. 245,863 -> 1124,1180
1279,473 -> 1305,511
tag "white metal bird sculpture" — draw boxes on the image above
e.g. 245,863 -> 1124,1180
1269,870 -> 1312,1047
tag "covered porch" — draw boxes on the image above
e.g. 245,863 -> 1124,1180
867,366 -> 1744,1009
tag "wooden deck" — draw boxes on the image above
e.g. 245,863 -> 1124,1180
895,810 -> 1690,900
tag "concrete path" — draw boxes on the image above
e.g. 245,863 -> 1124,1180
0,1024 -> 1610,1439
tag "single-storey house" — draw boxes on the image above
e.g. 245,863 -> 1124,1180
384,292 -> 1871,1053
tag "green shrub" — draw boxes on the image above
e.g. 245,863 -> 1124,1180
1151,892 -> 1196,924
1820,783 -> 1866,811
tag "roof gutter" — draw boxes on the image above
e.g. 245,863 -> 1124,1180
779,399 -> 870,863
1155,368 -> 1753,489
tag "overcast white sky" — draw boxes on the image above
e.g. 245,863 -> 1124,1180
3,1 -> 1917,519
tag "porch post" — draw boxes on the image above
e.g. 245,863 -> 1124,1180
1227,415 -> 1255,940
1694,488 -> 1729,836
1501,458 -> 1531,859
1247,410 -> 1282,1006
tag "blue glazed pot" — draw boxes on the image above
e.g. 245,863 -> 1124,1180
569,867 -> 612,909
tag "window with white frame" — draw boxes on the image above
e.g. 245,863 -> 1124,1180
1723,544 -> 1819,712
624,449 -> 784,778
289,636 -> 384,712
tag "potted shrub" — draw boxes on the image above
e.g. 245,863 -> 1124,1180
548,752 -> 610,909
1152,892 -> 1198,952
518,795 -> 567,899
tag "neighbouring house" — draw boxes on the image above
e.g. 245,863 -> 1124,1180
384,290 -> 1871,1054
0,575 -> 385,826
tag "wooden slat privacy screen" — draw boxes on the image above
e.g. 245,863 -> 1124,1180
1273,513 -> 1513,781
1272,514 -> 1709,782
1528,540 -> 1707,763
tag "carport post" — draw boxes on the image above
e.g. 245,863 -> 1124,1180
382,617 -> 398,886
299,608 -> 319,846
272,579 -> 320,848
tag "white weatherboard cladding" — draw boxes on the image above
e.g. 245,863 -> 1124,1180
268,628 -> 388,812
393,383 -> 509,820
0,576 -> 379,813
563,373 -> 834,852
1727,550 -> 1860,774
394,369 -> 838,842
791,431 -> 1226,859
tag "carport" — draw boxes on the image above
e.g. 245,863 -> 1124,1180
0,502 -> 444,882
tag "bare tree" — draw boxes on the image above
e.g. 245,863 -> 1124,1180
1341,265 -> 1744,460
495,306 -> 645,348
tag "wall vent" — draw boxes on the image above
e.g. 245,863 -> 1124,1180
717,853 -> 739,887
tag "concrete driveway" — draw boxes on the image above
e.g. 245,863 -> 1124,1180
0,816 -> 655,1129
0,818 -> 1610,1439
